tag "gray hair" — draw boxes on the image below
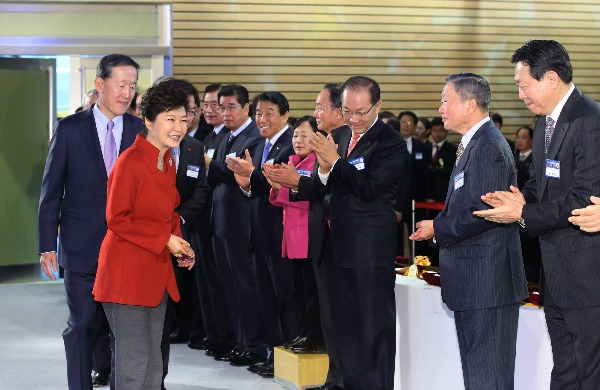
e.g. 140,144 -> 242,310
446,73 -> 491,113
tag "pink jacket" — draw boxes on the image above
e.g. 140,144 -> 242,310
269,152 -> 316,259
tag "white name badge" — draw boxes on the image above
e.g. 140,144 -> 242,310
545,159 -> 560,178
186,164 -> 200,179
415,152 -> 423,160
265,158 -> 274,165
207,148 -> 215,159
349,156 -> 365,170
454,171 -> 465,190
227,152 -> 237,158
297,169 -> 312,177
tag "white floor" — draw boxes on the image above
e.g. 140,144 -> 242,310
0,281 -> 286,390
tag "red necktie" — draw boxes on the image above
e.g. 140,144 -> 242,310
432,144 -> 440,162
347,133 -> 360,157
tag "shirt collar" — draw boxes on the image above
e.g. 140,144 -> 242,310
267,125 -> 289,145
549,83 -> 575,123
213,123 -> 225,134
460,117 -> 490,149
230,117 -> 252,137
92,103 -> 123,129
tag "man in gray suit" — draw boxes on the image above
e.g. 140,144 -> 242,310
411,73 -> 527,390
476,40 -> 600,389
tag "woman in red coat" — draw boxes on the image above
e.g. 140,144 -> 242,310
93,79 -> 195,389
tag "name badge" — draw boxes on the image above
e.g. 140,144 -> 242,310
265,158 -> 274,165
454,171 -> 465,190
545,159 -> 560,178
297,169 -> 312,177
349,156 -> 365,170
186,164 -> 200,179
207,148 -> 215,159
227,152 -> 237,158
415,152 -> 423,160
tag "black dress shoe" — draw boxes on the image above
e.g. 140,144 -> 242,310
290,339 -> 327,354
189,336 -> 216,350
257,361 -> 274,377
247,359 -> 269,373
229,351 -> 264,366
206,343 -> 234,358
283,335 -> 305,349
214,347 -> 243,362
91,371 -> 109,387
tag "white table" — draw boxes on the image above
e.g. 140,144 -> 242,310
394,276 -> 553,389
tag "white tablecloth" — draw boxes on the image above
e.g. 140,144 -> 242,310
394,275 -> 553,389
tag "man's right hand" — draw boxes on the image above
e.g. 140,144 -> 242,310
40,252 -> 58,281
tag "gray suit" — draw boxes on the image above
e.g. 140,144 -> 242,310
434,120 -> 527,389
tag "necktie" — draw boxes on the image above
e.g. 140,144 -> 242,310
261,140 -> 272,167
455,142 -> 464,166
104,120 -> 116,175
544,117 -> 555,153
432,144 -> 440,161
347,132 -> 360,157
520,153 -> 526,162
225,134 -> 235,154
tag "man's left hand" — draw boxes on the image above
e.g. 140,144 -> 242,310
226,149 -> 254,177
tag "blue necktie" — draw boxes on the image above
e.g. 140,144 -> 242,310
261,140 -> 272,167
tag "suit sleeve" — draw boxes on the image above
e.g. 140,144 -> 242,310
394,155 -> 412,211
523,116 -> 600,236
38,122 -> 67,253
434,142 -> 513,248
106,161 -> 172,257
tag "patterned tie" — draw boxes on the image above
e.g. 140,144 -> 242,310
347,132 -> 360,157
544,117 -> 556,153
455,142 -> 464,166
261,140 -> 272,167
225,134 -> 235,154
432,144 -> 440,162
104,120 -> 116,175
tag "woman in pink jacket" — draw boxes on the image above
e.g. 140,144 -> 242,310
268,116 -> 324,351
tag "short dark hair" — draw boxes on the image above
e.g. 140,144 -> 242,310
491,112 -> 503,126
516,126 -> 534,139
379,111 -> 397,120
430,116 -> 444,127
446,73 -> 491,113
168,78 -> 199,108
511,40 -> 573,83
387,118 -> 400,132
96,54 -> 140,80
323,83 -> 343,108
253,91 -> 290,115
398,110 -> 418,125
218,84 -> 249,107
205,83 -> 222,94
342,76 -> 380,105
418,117 -> 432,130
294,115 -> 319,133
140,79 -> 189,134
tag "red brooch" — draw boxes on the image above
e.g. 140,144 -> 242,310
187,147 -> 191,153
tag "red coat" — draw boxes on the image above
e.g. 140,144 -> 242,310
269,153 -> 315,259
93,135 -> 181,307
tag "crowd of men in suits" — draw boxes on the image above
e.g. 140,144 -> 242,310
39,39 -> 600,390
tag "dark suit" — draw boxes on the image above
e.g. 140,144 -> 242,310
195,126 -> 233,346
192,113 -> 213,143
38,106 -> 141,390
521,88 -> 600,389
324,119 -> 407,390
247,128 -> 299,351
434,120 -> 527,389
292,126 -> 351,388
206,120 -> 264,353
161,134 -> 210,383
514,151 -> 541,283
397,137 -> 431,256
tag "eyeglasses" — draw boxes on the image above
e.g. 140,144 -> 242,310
219,104 -> 241,113
187,109 -> 198,117
314,106 -> 338,114
341,102 -> 376,119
